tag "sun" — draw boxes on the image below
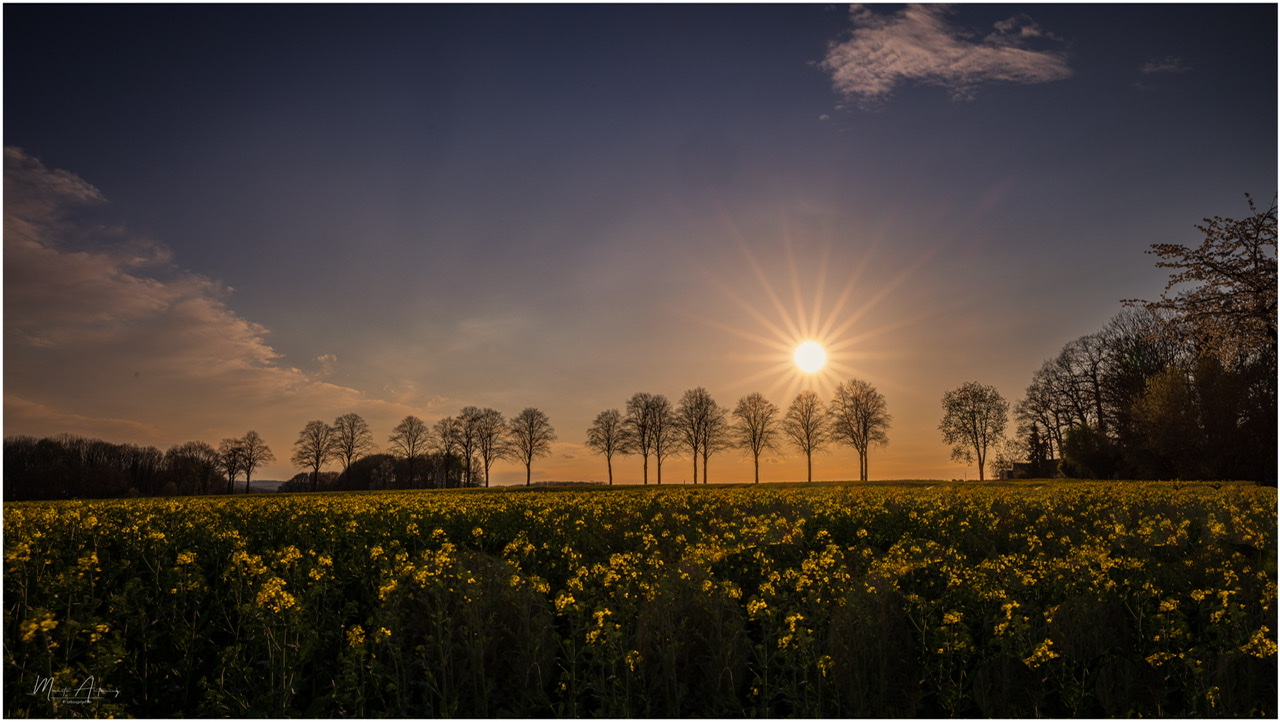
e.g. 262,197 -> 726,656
793,341 -> 827,373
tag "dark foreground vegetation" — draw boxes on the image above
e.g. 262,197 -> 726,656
5,482 -> 1275,717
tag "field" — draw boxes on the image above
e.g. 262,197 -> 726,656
4,481 -> 1276,717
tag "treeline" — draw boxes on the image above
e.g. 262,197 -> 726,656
5,435 -> 219,501
1016,196 -> 1276,482
286,407 -> 556,492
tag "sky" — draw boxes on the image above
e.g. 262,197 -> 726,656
4,3 -> 1276,485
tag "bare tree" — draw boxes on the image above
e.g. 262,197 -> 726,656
677,387 -> 731,484
238,430 -> 275,493
624,392 -> 657,484
939,381 -> 1009,481
473,408 -> 509,488
585,408 -> 629,485
291,420 -> 336,492
783,390 -> 829,482
331,413 -> 376,480
508,407 -> 556,486
432,416 -> 462,488
218,437 -> 244,494
1126,194 -> 1277,372
732,392 -> 779,484
388,415 -> 432,489
829,379 -> 891,481
649,394 -> 677,485
676,388 -> 711,484
456,407 -> 484,487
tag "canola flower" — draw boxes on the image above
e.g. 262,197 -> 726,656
2,480 -> 1274,718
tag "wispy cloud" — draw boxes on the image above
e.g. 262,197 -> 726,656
3,147 -> 414,458
818,4 -> 1072,107
1140,55 -> 1191,75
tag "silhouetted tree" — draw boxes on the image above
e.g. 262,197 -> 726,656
474,408 -> 509,488
676,387 -> 712,484
677,387 -> 731,484
239,430 -> 274,493
585,408 -> 630,485
1022,423 -> 1052,477
624,392 -> 658,485
828,379 -> 891,481
163,441 -> 222,495
218,437 -> 244,494
456,407 -> 485,487
292,420 -> 336,492
1126,196 -> 1277,481
783,390 -> 829,482
940,381 -> 1008,481
649,394 -> 677,485
342,453 -> 399,490
388,415 -> 431,489
508,407 -> 556,486
331,413 -> 375,480
1127,194 -> 1277,374
732,392 -> 779,484
432,416 -> 463,488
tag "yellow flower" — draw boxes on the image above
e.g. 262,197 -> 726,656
176,551 -> 197,566
347,625 -> 365,647
255,577 -> 297,613
1239,626 -> 1278,659
1023,638 -> 1059,668
554,592 -> 576,614
378,578 -> 399,600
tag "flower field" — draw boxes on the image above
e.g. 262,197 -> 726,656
4,481 -> 1276,717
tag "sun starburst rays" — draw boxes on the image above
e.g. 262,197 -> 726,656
689,224 -> 929,406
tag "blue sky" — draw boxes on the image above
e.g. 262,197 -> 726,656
5,3 -> 1276,483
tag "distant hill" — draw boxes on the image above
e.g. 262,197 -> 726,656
248,480 -> 284,493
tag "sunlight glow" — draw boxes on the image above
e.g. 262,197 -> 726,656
793,341 -> 827,373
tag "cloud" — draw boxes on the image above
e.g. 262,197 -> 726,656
818,4 -> 1072,106
3,147 -> 416,469
1140,56 -> 1190,75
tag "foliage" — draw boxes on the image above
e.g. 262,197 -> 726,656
7,482 -> 1274,717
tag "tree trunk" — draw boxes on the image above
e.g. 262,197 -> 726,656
806,452 -> 813,482
607,456 -> 613,485
753,452 -> 760,484
526,462 -> 532,486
